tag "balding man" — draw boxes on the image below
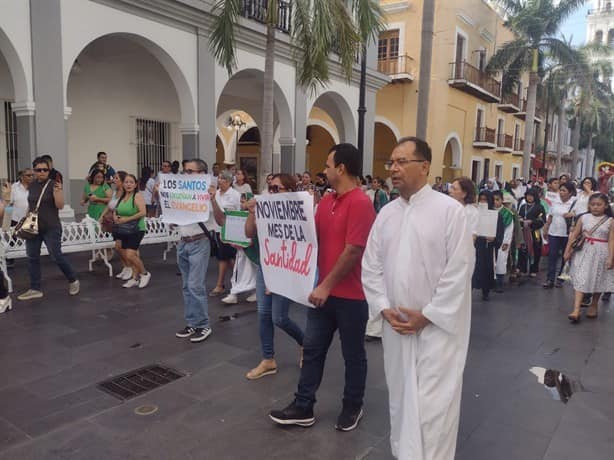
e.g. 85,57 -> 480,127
362,137 -> 474,460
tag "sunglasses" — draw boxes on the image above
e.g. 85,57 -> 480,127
268,185 -> 286,193
34,168 -> 49,173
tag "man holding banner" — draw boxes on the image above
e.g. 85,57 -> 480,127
158,159 -> 213,343
269,144 -> 376,432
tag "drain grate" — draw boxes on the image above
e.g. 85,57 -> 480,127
97,364 -> 185,400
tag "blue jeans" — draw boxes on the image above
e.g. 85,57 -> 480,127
177,237 -> 210,328
295,296 -> 368,411
547,235 -> 568,283
26,226 -> 77,290
256,266 -> 304,359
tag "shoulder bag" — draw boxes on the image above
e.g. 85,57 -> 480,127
113,194 -> 140,236
564,200 -> 576,234
15,180 -> 51,240
571,215 -> 609,252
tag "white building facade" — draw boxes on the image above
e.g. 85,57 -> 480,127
0,0 -> 387,209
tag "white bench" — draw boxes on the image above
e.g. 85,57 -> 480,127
0,217 -> 180,292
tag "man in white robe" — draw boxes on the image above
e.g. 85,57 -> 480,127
362,137 -> 475,460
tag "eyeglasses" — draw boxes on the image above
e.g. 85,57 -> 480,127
384,159 -> 427,171
184,169 -> 203,175
34,168 -> 49,173
268,185 -> 287,193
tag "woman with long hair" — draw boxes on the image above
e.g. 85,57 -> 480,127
115,174 -> 151,288
99,171 -> 132,280
233,169 -> 253,195
243,173 -> 305,379
564,193 -> 614,322
81,169 -> 112,220
575,176 -> 597,215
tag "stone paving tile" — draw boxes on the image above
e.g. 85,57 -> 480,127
1,248 -> 614,459
0,417 -> 30,452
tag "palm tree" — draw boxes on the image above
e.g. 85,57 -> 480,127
209,0 -> 384,183
575,55 -> 613,175
488,0 -> 586,179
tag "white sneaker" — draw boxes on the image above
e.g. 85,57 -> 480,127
122,278 -> 139,288
121,267 -> 133,280
68,280 -> 80,296
115,267 -> 130,280
246,293 -> 257,302
138,272 -> 151,289
17,289 -> 43,301
221,294 -> 238,304
0,296 -> 12,313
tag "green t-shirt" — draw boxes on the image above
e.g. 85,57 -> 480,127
85,183 -> 111,220
116,193 -> 146,231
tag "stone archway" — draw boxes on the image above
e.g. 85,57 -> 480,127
442,133 -> 462,183
216,69 -> 293,184
66,34 -> 184,196
306,125 -> 336,175
309,91 -> 357,143
373,122 -> 398,179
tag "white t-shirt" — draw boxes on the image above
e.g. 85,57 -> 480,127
210,187 -> 241,232
548,198 -> 576,237
233,183 -> 253,195
10,181 -> 29,222
545,190 -> 561,207
142,178 -> 156,205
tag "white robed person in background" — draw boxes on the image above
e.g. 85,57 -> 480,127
362,137 -> 475,460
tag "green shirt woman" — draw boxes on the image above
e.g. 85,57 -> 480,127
82,169 -> 111,219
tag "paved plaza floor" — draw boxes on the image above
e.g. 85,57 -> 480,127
0,245 -> 613,459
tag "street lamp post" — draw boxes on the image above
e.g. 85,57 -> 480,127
226,114 -> 247,165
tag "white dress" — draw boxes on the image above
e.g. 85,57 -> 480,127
362,185 -> 474,460
571,214 -> 614,293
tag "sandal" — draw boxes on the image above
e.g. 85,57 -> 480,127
568,310 -> 581,324
209,287 -> 225,297
246,360 -> 277,380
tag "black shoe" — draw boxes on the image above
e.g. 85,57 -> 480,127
482,293 -> 490,301
555,280 -> 563,288
602,293 -> 611,302
543,281 -> 554,289
335,407 -> 364,432
190,327 -> 212,343
364,335 -> 381,343
175,326 -> 196,338
581,294 -> 592,307
269,401 -> 315,427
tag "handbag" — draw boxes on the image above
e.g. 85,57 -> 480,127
113,219 -> 139,236
14,180 -> 51,240
565,201 -> 576,234
571,216 -> 609,252
101,214 -> 114,233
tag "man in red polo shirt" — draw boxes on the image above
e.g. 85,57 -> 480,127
269,143 -> 376,431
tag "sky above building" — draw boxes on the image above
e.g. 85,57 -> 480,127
560,3 -> 590,45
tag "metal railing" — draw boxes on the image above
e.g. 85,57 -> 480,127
241,0 -> 292,34
500,92 -> 520,108
475,127 -> 496,144
588,5 -> 614,15
514,138 -> 524,151
450,61 -> 501,98
497,133 -> 514,149
377,55 -> 414,76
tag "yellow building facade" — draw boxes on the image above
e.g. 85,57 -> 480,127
375,0 -> 540,185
